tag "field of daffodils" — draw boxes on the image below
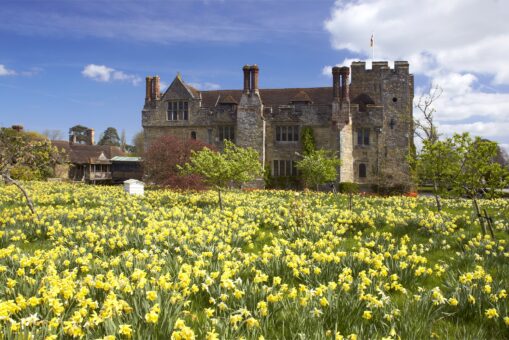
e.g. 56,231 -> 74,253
0,182 -> 508,339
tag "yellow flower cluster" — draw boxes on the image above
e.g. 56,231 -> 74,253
0,182 -> 508,339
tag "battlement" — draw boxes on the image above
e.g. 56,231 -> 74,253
351,60 -> 410,76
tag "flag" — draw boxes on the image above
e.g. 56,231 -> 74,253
370,34 -> 374,47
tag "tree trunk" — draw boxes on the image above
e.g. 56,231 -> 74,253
218,188 -> 223,210
472,197 -> 486,236
2,173 -> 37,215
433,181 -> 442,212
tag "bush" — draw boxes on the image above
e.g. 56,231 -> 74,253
143,135 -> 214,190
338,182 -> 359,194
371,183 -> 412,196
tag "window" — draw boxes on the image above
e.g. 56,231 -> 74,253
191,131 -> 196,140
272,160 -> 298,177
167,100 -> 189,121
276,126 -> 299,142
219,126 -> 234,142
207,129 -> 213,144
357,128 -> 370,145
359,163 -> 367,178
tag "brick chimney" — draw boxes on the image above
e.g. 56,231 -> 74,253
332,66 -> 341,100
87,128 -> 95,145
153,76 -> 160,100
340,66 -> 350,104
243,65 -> 251,94
145,77 -> 152,103
11,125 -> 24,132
250,65 -> 259,94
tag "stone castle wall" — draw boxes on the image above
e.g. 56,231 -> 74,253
142,61 -> 414,190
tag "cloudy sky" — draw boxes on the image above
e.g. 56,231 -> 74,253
0,0 -> 508,150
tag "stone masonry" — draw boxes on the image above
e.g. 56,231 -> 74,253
142,61 -> 414,190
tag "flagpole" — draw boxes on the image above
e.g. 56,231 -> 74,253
371,33 -> 375,60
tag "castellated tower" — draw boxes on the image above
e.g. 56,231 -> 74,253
349,61 -> 414,190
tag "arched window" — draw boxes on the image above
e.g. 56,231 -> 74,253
359,163 -> 367,178
191,131 -> 197,140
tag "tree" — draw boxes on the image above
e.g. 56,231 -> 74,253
301,127 -> 316,156
98,127 -> 121,146
69,125 -> 92,144
296,150 -> 341,191
42,129 -> 63,141
449,133 -> 509,237
414,84 -> 442,143
143,135 -> 211,190
416,138 -> 459,212
451,133 -> 509,199
0,127 -> 62,214
132,131 -> 145,156
180,140 -> 263,209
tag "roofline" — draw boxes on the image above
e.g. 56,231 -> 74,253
199,86 -> 332,93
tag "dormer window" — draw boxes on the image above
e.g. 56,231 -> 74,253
167,100 -> 189,121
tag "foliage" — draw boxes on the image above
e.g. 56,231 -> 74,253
98,127 -> 121,146
132,131 -> 145,156
415,137 -> 459,210
338,182 -> 359,194
296,150 -> 341,190
1,182 -> 509,339
264,164 -> 301,190
143,135 -> 211,190
301,126 -> 316,156
450,133 -> 509,199
0,127 -> 62,181
69,125 -> 92,144
180,140 -> 263,208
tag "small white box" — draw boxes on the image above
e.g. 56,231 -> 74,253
124,179 -> 144,196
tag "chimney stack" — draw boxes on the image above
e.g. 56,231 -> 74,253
87,128 -> 95,145
332,66 -> 341,100
339,66 -> 350,103
243,65 -> 250,94
250,65 -> 259,94
153,76 -> 160,101
11,125 -> 24,132
145,77 -> 152,103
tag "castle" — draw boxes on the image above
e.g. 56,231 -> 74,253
142,61 -> 414,190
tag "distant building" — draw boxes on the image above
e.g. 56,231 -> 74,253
142,61 -> 414,190
52,127 -> 141,184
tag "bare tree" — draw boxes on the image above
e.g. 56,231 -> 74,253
42,129 -> 63,141
414,84 -> 443,143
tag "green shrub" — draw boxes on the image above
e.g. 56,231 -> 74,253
338,182 -> 359,193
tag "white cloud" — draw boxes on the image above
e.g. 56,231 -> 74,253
324,0 -> 509,83
0,64 -> 16,76
325,0 -> 509,148
188,82 -> 221,91
81,64 -> 141,85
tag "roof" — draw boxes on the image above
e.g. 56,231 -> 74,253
111,156 -> 142,162
291,90 -> 312,103
52,141 -> 126,164
200,87 -> 333,108
219,94 -> 238,105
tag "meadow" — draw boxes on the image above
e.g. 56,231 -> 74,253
0,182 -> 508,339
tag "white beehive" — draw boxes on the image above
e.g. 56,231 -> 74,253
124,179 -> 144,196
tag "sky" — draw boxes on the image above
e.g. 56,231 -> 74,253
0,0 -> 508,150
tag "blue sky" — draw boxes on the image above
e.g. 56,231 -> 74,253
1,0 -> 509,150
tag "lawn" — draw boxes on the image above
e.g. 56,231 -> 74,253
0,182 -> 508,339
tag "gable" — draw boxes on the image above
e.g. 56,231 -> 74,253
162,75 -> 198,101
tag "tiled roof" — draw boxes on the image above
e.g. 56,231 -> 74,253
291,90 -> 312,103
200,87 -> 333,108
52,141 -> 125,164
